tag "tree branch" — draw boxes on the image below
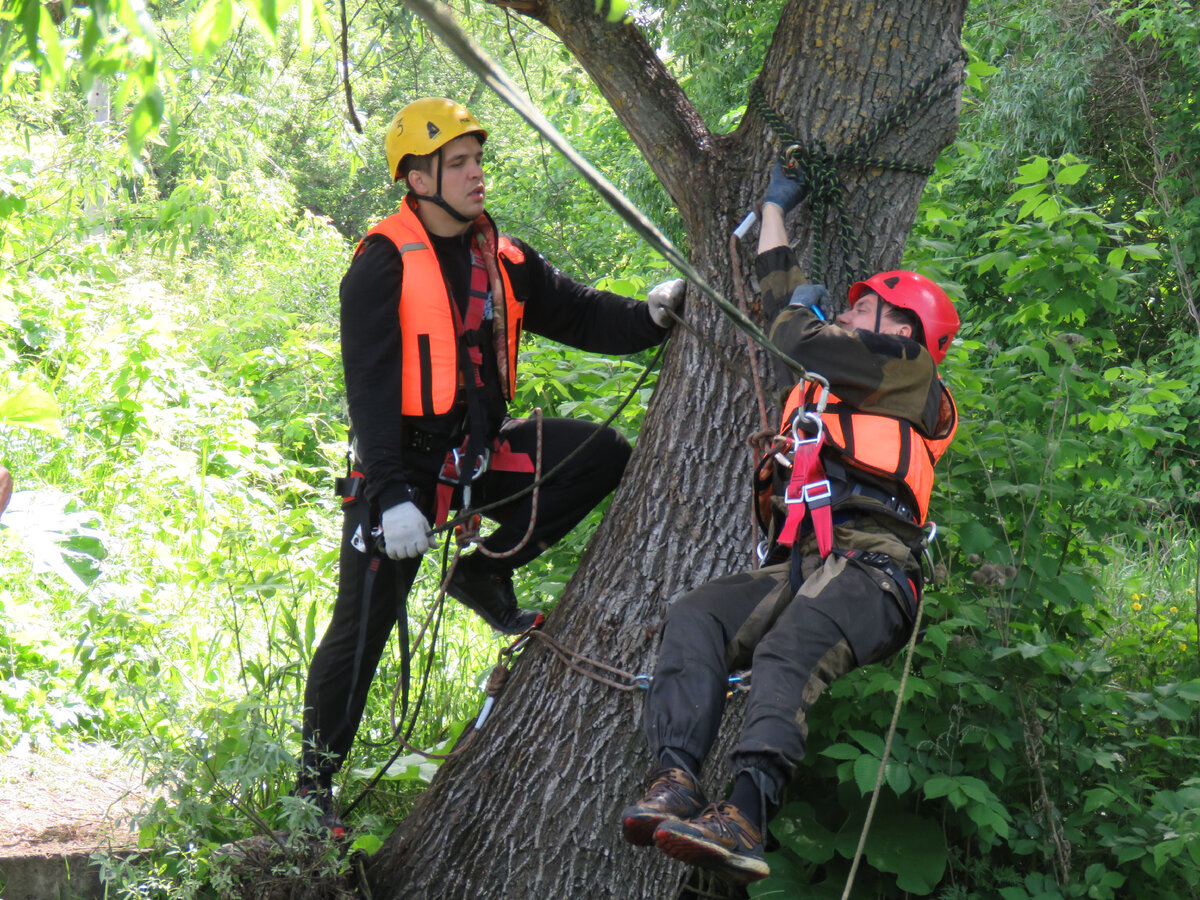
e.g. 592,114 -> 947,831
491,0 -> 713,225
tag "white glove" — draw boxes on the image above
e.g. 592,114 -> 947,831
380,501 -> 436,559
647,278 -> 685,328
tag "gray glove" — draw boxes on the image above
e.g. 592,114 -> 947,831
647,278 -> 685,328
788,282 -> 829,320
763,162 -> 809,215
380,501 -> 436,559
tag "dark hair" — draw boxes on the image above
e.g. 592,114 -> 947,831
400,150 -> 437,182
881,301 -> 926,348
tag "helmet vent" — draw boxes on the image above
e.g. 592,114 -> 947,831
426,121 -> 440,139
883,276 -> 901,290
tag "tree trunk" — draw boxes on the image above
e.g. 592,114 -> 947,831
368,2 -> 966,896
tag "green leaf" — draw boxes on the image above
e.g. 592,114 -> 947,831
127,86 -> 165,154
36,2 -> 65,85
1013,156 -> 1050,184
923,774 -> 956,800
191,0 -> 234,61
1127,242 -> 1161,260
351,833 -> 384,854
0,381 -> 63,437
821,742 -> 862,761
1054,162 -> 1090,185
854,809 -> 947,894
773,801 -> 837,864
853,753 -> 882,795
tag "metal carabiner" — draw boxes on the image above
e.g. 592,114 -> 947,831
450,446 -> 491,483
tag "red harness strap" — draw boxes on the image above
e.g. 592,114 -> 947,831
775,429 -> 834,557
433,434 -> 536,527
432,244 -> 537,527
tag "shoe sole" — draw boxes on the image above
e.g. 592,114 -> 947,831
622,812 -> 670,846
654,828 -> 770,886
445,588 -> 537,635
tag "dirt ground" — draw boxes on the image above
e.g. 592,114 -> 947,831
0,742 -> 146,859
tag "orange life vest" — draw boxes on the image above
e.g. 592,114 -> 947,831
778,379 -> 958,524
357,196 -> 526,417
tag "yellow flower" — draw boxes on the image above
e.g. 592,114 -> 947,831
1132,592 -> 1143,601
1170,606 -> 1178,614
1132,602 -> 1143,611
1181,643 -> 1189,652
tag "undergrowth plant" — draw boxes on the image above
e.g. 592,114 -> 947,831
750,145 -> 1200,899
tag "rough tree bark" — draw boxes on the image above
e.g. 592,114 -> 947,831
368,1 -> 966,897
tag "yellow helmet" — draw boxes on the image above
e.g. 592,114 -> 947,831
384,97 -> 488,182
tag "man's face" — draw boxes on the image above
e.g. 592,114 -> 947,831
836,292 -> 912,338
418,133 -> 486,218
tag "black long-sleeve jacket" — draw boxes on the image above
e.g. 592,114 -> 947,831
341,225 -> 668,510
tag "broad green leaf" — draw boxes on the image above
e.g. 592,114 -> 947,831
191,0 -> 234,60
1054,162 -> 1090,185
853,753 -> 882,795
0,382 -> 63,437
1013,156 -> 1050,184
36,2 -> 65,85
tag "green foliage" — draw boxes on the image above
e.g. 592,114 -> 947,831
4,0 -> 1200,897
761,115 -> 1200,895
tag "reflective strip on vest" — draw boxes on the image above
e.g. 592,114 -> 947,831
778,379 -> 957,523
356,196 -> 525,416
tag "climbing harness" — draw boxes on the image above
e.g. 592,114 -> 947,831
434,339 -> 666,537
774,383 -> 834,556
748,50 -> 967,286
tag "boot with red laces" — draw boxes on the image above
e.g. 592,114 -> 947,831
654,801 -> 769,885
620,767 -> 708,846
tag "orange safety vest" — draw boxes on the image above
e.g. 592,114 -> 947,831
357,196 -> 526,417
779,379 -> 958,524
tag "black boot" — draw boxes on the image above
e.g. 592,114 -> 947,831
446,553 -> 540,634
294,780 -> 346,840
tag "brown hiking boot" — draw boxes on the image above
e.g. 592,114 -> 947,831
654,801 -> 769,885
620,767 -> 707,847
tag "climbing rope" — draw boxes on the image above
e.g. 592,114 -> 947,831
748,51 -> 966,286
399,0 -> 812,384
840,598 -> 926,900
467,408 -> 545,560
432,340 -> 667,537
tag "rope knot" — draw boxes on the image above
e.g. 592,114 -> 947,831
485,663 -> 510,696
782,144 -> 842,207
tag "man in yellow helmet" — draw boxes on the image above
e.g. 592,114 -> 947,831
298,98 -> 682,829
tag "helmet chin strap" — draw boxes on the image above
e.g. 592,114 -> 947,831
418,148 -> 475,224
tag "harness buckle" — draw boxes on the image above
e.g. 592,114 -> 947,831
801,479 -> 832,508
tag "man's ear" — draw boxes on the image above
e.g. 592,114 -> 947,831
406,167 -> 433,197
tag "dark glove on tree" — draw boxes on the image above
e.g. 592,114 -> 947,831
787,282 -> 829,320
763,162 -> 809,215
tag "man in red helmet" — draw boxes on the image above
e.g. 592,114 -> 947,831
618,165 -> 959,885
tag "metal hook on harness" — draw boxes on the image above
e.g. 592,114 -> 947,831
919,521 -> 939,585
450,446 -> 491,483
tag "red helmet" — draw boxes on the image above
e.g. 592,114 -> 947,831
848,270 -> 960,364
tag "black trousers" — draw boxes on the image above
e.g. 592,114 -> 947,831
301,416 -> 631,783
642,541 -> 914,801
